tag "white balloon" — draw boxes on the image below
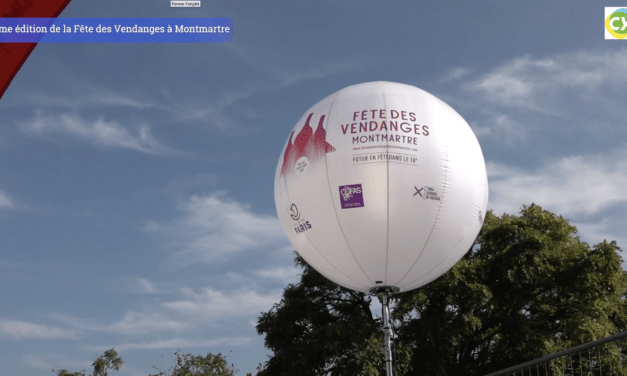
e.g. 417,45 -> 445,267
274,82 -> 488,294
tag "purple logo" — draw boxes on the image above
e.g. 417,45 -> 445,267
339,184 -> 364,209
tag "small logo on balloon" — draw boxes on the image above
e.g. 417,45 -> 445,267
339,184 -> 364,209
290,203 -> 300,220
295,156 -> 309,174
290,203 -> 312,235
416,186 -> 440,201
605,8 -> 627,39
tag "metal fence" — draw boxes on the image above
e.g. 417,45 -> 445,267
485,331 -> 627,376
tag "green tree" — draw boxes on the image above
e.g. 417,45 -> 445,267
91,349 -> 123,376
256,252 -> 413,376
396,204 -> 627,375
53,348 -> 239,376
150,350 -> 238,376
256,204 -> 627,376
52,348 -> 122,376
52,370 -> 85,376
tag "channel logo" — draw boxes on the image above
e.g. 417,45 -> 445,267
605,8 -> 627,39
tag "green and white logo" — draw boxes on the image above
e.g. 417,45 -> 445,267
605,7 -> 627,39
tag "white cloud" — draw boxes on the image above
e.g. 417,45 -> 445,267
108,311 -> 189,334
487,146 -> 627,218
575,216 -> 627,247
440,67 -> 470,82
0,320 -> 78,340
164,173 -> 219,194
115,276 -> 173,295
50,283 -> 281,335
49,313 -> 108,332
226,41 -> 357,88
221,264 -> 300,290
147,192 -> 287,263
0,190 -> 15,209
466,49 -> 627,115
87,91 -> 160,110
23,353 -> 89,371
98,336 -> 251,352
50,310 -> 187,335
469,56 -> 540,109
136,278 -> 160,294
162,288 -> 280,321
254,265 -> 301,285
10,54 -> 354,131
18,87 -> 161,111
20,111 -> 181,156
469,113 -> 527,144
158,59 -> 356,129
454,49 -> 627,145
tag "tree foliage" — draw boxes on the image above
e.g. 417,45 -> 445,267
53,370 -> 86,376
149,350 -> 238,376
256,204 -> 627,375
92,349 -> 123,376
397,204 -> 627,375
53,348 -> 123,376
169,350 -> 238,376
54,349 -> 237,376
255,246 -> 413,375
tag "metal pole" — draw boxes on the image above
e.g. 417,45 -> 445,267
598,345 -> 602,376
618,340 -> 622,374
379,291 -> 394,376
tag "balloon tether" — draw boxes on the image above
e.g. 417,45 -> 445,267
370,286 -> 399,376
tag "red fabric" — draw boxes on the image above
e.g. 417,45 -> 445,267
0,0 -> 73,99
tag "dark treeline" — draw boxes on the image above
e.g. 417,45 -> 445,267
55,205 -> 627,376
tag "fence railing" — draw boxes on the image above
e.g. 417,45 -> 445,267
485,331 -> 627,376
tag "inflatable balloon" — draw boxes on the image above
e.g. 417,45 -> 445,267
274,81 -> 488,294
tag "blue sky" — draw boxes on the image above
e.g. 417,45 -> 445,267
1,1 -> 626,375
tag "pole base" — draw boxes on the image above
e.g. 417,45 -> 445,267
370,286 -> 398,376
369,286 -> 400,295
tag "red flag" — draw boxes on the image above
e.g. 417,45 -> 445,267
0,0 -> 73,100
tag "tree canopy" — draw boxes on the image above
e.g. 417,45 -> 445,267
255,253 -> 412,376
53,348 -> 123,376
157,350 -> 238,376
53,349 -> 238,376
256,204 -> 627,376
